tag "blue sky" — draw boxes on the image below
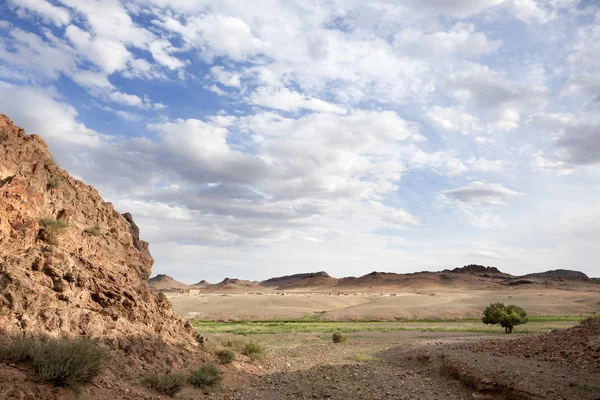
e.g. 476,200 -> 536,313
1,0 -> 599,282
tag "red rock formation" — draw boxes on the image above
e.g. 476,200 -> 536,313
0,114 -> 199,345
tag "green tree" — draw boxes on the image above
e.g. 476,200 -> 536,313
482,303 -> 528,334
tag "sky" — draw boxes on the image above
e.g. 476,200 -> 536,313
1,0 -> 599,283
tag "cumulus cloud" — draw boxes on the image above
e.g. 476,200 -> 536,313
529,113 -> 600,169
3,0 -> 600,278
447,62 -> 551,131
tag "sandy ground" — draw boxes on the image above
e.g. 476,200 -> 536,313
167,288 -> 600,320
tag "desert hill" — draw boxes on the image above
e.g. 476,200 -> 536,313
0,114 -> 200,344
148,274 -> 192,291
523,269 -> 591,281
261,271 -> 331,287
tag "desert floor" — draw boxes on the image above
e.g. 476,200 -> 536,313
167,288 -> 600,321
183,325 -> 598,400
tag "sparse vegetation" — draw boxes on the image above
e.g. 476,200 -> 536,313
0,336 -> 106,389
39,218 -> 69,245
215,348 -> 236,364
46,178 -> 60,189
332,332 -> 348,343
85,224 -> 102,237
568,381 -> 600,392
192,316 -> 583,335
143,372 -> 187,397
242,341 -> 266,361
189,363 -> 222,388
482,303 -> 528,334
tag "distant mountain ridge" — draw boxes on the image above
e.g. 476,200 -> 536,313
149,266 -> 597,292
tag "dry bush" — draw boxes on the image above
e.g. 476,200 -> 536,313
39,218 -> 69,244
46,178 -> 60,189
0,336 -> 106,389
216,348 -> 236,364
85,224 -> 102,237
332,332 -> 348,343
143,373 -> 187,396
189,363 -> 222,388
242,341 -> 266,361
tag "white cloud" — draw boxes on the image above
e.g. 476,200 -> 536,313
427,106 -> 484,135
108,91 -> 144,107
529,112 -> 600,170
394,23 -> 502,59
447,62 -> 550,131
210,66 -> 241,88
0,86 -> 106,148
148,39 -> 187,70
250,86 -> 346,114
0,28 -> 76,79
155,14 -> 268,62
9,0 -> 70,27
64,25 -> 131,74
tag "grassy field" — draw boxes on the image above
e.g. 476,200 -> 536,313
192,315 -> 590,335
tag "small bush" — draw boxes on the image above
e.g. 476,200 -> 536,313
46,178 -> 60,189
39,218 -> 69,245
189,363 -> 222,388
0,335 -> 38,363
85,224 -> 102,237
216,348 -> 236,364
32,338 -> 106,387
242,341 -> 266,361
0,336 -> 106,388
143,373 -> 187,397
39,218 -> 68,232
332,332 -> 348,343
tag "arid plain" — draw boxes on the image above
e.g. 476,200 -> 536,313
168,288 -> 600,321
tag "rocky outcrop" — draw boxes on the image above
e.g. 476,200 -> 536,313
0,115 -> 199,346
450,264 -> 505,275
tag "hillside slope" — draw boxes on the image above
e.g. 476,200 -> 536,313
0,114 -> 199,345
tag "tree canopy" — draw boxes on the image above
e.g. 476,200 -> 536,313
482,303 -> 528,334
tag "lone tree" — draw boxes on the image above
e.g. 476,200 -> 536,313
482,303 -> 528,334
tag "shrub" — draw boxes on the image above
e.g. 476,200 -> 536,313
143,373 -> 187,396
85,224 -> 102,237
189,363 -> 222,388
482,303 -> 528,334
0,336 -> 106,388
39,218 -> 68,232
39,218 -> 69,245
332,332 -> 348,343
0,335 -> 38,363
215,348 -> 236,364
46,178 -> 60,189
242,341 -> 266,361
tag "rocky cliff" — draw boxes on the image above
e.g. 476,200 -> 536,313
0,115 -> 199,346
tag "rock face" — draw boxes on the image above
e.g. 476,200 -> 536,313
0,115 -> 198,345
450,264 -> 504,275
